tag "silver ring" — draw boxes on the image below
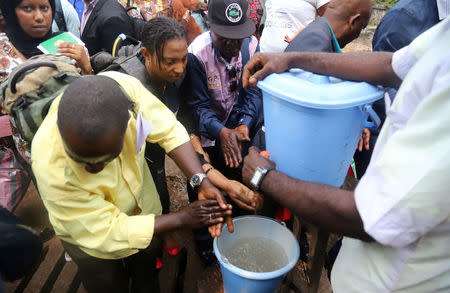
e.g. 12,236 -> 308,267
209,214 -> 212,221
71,44 -> 75,48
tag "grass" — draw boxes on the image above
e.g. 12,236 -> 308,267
373,0 -> 399,8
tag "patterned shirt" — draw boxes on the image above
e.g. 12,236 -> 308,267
0,33 -> 22,83
187,32 -> 261,147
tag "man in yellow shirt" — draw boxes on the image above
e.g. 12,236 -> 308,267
31,71 -> 232,292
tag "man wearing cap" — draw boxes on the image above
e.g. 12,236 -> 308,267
186,0 -> 262,176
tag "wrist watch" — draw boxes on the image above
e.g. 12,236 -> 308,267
250,166 -> 274,191
190,173 -> 207,190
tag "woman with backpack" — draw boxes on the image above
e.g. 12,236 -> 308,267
0,0 -> 91,74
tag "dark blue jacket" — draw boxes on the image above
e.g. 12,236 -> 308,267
186,38 -> 262,142
372,0 -> 439,52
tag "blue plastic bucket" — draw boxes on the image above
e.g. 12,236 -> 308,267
258,70 -> 384,187
214,216 -> 300,293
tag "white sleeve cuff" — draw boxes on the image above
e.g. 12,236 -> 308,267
392,46 -> 417,81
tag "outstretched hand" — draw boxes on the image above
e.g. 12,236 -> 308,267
179,200 -> 232,229
235,125 -> 250,142
197,179 -> 234,237
219,127 -> 249,168
242,52 -> 291,88
225,180 -> 264,211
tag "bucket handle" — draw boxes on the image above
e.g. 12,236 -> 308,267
363,104 -> 381,130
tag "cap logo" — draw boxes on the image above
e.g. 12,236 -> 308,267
225,3 -> 243,23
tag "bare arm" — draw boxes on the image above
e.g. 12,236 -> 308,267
189,134 -> 210,163
202,162 -> 262,210
168,141 -> 227,208
242,147 -> 373,241
168,141 -> 233,236
190,135 -> 258,209
243,51 -> 401,89
154,200 -> 232,234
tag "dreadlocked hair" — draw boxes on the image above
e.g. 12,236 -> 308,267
141,17 -> 187,66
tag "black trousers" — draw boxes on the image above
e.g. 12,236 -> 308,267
145,142 -> 170,215
61,240 -> 160,293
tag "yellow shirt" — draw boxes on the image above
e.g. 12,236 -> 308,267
31,71 -> 190,259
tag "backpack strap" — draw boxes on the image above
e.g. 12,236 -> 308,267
9,62 -> 57,93
54,0 -> 68,32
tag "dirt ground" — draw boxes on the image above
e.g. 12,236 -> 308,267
4,15 -> 379,293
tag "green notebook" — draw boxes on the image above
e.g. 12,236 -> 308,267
37,32 -> 84,55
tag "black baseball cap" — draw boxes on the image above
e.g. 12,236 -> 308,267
208,0 -> 255,39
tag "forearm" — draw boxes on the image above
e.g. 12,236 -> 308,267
168,141 -> 204,179
260,170 -> 373,241
190,135 -> 208,158
285,51 -> 401,88
202,163 -> 229,191
154,213 -> 182,234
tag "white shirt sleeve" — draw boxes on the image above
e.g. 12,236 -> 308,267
392,19 -> 446,80
391,45 -> 416,80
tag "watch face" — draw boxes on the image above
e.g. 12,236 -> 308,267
192,175 -> 200,186
250,169 -> 262,189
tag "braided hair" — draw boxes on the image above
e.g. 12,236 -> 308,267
141,17 -> 187,67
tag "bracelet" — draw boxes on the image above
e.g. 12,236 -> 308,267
205,166 -> 214,175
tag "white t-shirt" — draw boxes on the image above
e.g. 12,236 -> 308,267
331,18 -> 450,293
259,0 -> 329,53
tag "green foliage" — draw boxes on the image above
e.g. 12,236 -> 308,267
374,0 -> 399,7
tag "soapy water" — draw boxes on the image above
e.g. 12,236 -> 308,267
223,237 -> 288,273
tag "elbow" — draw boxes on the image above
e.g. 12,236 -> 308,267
380,52 -> 402,89
357,231 -> 375,242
